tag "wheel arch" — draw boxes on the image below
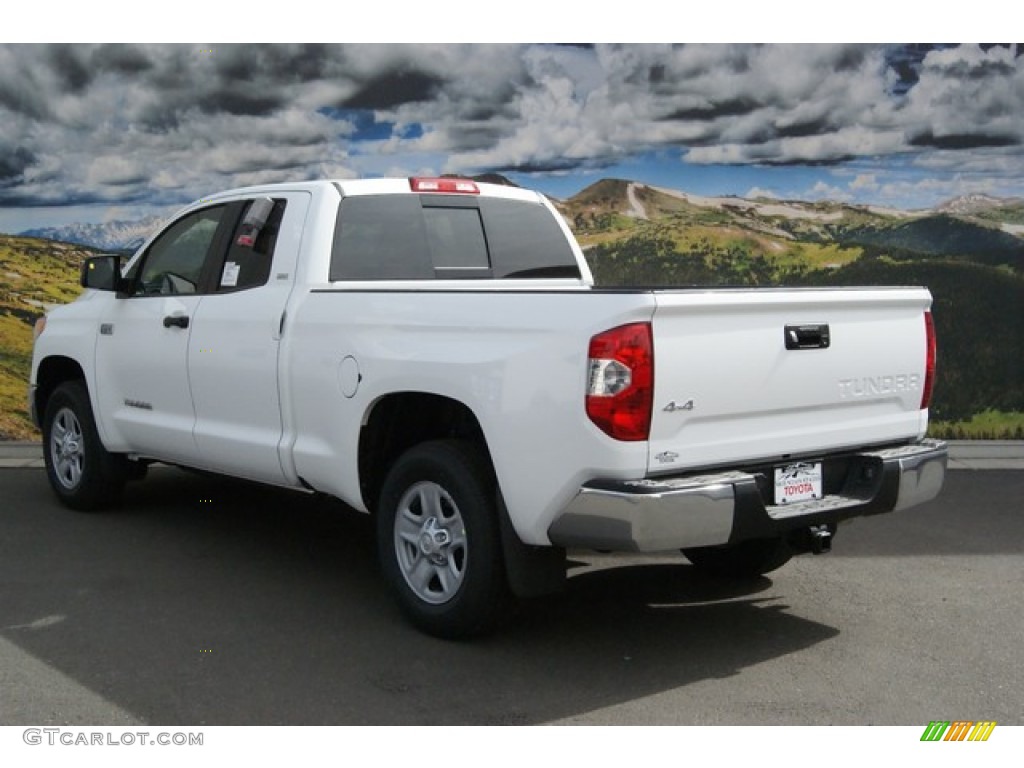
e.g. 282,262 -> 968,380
359,391 -> 565,599
358,391 -> 492,515
34,355 -> 87,426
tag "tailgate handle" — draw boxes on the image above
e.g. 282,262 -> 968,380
785,323 -> 830,350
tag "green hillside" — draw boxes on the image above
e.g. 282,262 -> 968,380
0,235 -> 87,439
575,181 -> 1024,438
835,214 -> 1023,269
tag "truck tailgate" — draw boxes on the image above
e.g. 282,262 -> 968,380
647,287 -> 932,474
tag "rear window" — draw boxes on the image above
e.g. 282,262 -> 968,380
329,194 -> 580,281
478,197 -> 579,278
423,206 -> 489,273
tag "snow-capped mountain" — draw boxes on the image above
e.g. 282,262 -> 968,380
19,215 -> 166,251
935,193 -> 1013,215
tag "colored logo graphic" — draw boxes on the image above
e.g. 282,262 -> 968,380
920,721 -> 997,742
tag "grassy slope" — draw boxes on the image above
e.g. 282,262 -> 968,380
0,235 -> 86,439
570,183 -> 869,271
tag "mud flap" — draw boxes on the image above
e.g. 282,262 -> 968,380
497,493 -> 566,598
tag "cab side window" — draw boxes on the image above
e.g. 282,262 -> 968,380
134,206 -> 228,296
215,199 -> 287,292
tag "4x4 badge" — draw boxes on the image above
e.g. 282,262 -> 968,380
663,400 -> 694,412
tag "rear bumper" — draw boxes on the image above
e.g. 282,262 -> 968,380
547,439 -> 947,552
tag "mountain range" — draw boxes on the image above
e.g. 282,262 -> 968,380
557,180 -> 1024,267
13,181 -> 1024,254
19,214 -> 167,252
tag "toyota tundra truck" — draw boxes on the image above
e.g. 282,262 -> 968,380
29,177 -> 947,637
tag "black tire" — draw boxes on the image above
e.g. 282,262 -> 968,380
42,381 -> 126,511
683,537 -> 793,579
377,439 -> 508,639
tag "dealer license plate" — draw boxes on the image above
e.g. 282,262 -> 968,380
774,462 -> 822,505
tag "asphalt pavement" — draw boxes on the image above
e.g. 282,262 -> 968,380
0,443 -> 1021,726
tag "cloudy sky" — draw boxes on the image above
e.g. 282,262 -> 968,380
1,42 -> 1023,232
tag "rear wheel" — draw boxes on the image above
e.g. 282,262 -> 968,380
377,439 -> 508,639
42,381 -> 126,510
683,537 -> 793,578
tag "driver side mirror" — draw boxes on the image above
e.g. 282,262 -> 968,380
81,255 -> 125,292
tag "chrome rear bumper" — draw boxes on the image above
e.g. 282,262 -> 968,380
548,439 -> 948,552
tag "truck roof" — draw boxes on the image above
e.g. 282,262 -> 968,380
190,177 -> 546,207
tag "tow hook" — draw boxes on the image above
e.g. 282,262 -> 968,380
809,525 -> 832,555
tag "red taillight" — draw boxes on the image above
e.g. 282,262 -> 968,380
409,177 -> 480,194
921,310 -> 936,410
586,322 -> 654,441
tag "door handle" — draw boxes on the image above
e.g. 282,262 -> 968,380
785,323 -> 830,350
163,315 -> 190,329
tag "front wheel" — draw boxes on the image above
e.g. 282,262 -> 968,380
377,440 -> 508,639
42,381 -> 126,511
683,537 -> 793,579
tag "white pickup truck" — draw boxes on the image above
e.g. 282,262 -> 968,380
30,177 -> 947,637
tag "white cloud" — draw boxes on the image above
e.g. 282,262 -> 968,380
850,173 -> 880,191
875,175 -> 1015,207
85,155 -> 146,186
902,45 -> 1024,149
808,181 -> 853,201
1,43 -> 1023,219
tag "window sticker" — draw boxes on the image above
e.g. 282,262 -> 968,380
221,261 -> 240,287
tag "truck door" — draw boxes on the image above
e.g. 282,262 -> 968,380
186,192 -> 311,484
93,204 -> 233,464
